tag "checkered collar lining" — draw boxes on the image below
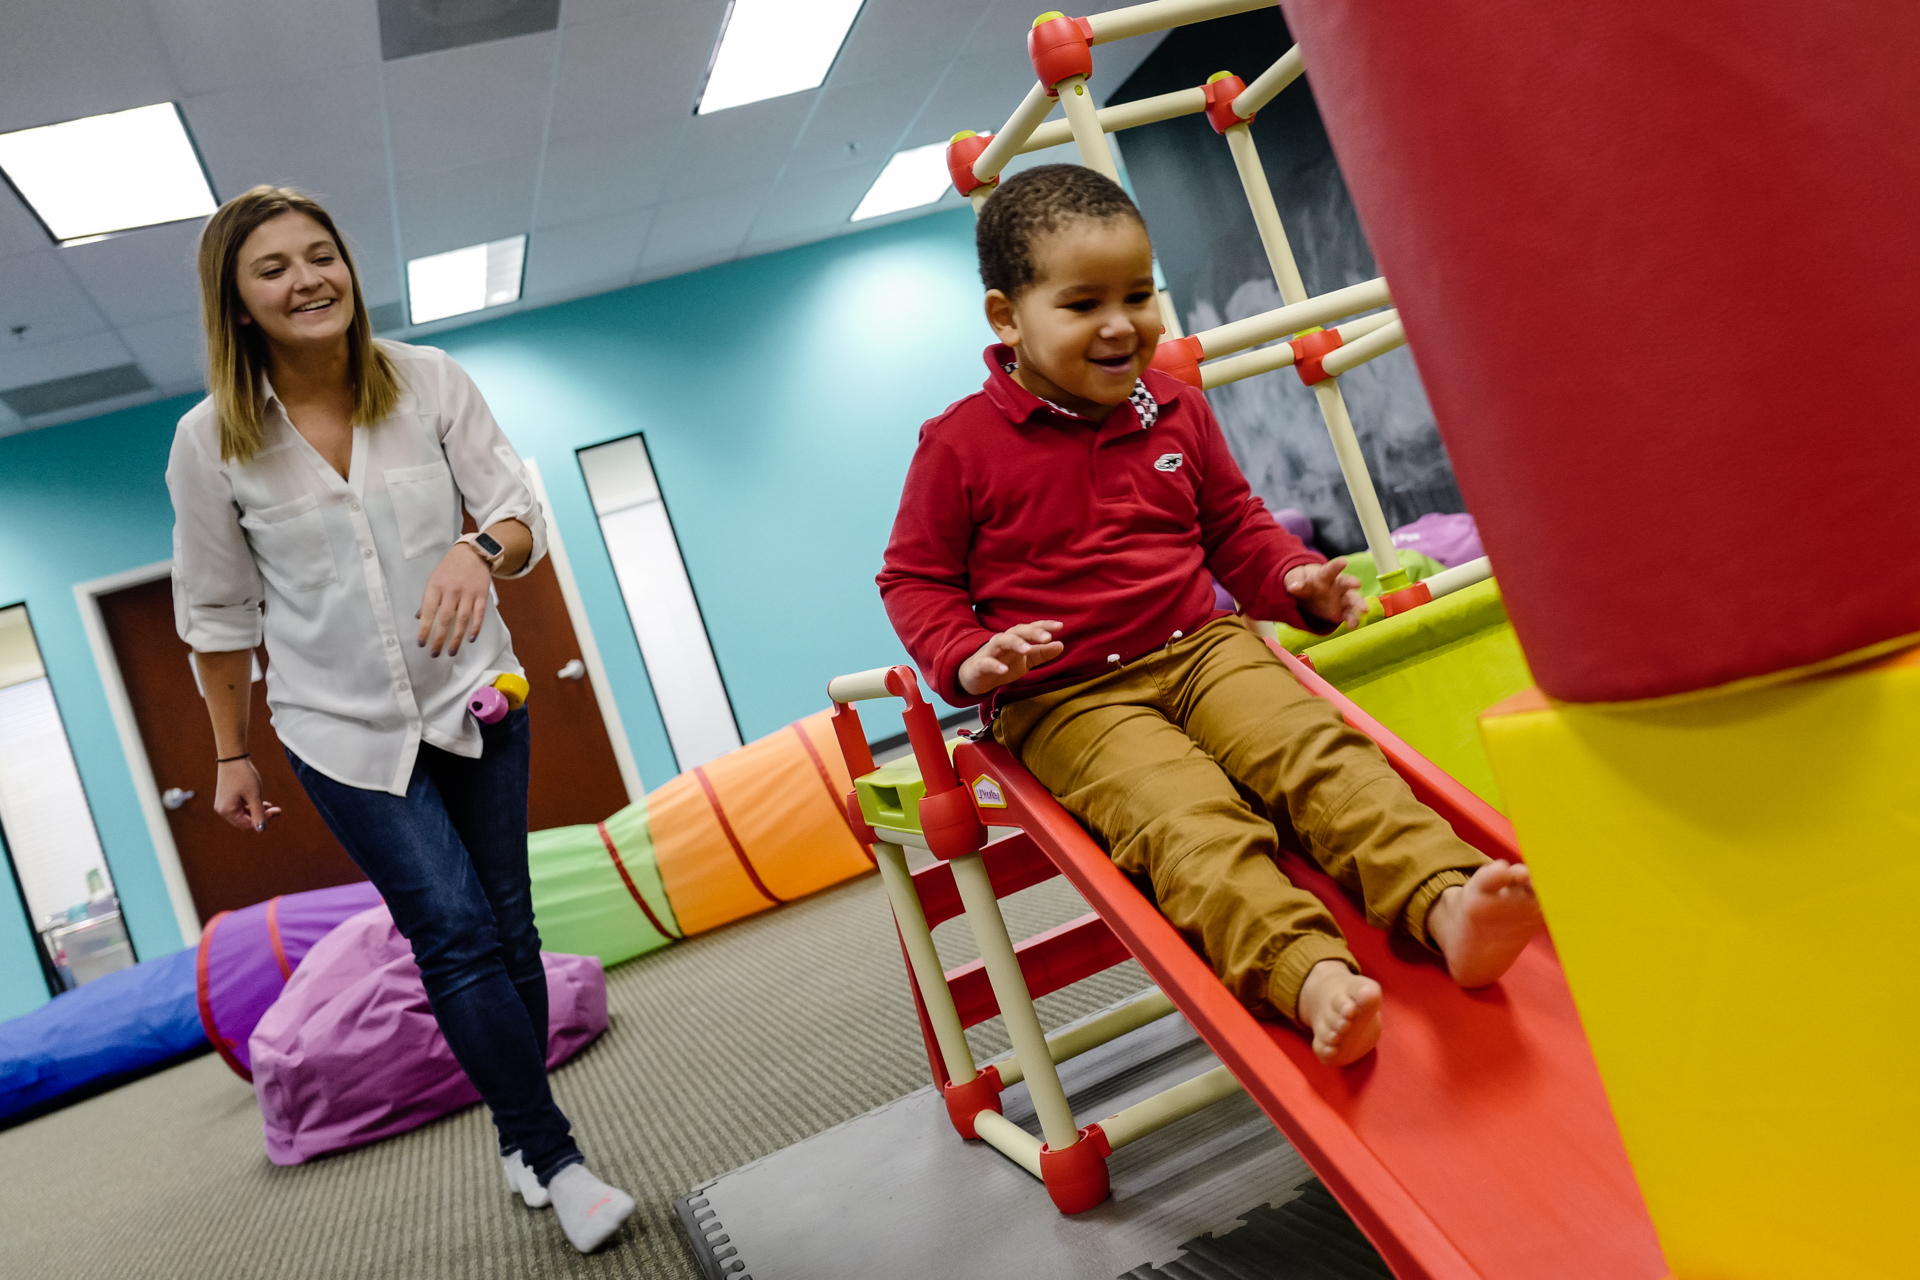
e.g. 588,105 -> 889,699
1000,360 -> 1159,431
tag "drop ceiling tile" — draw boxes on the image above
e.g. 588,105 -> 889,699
60,220 -> 203,329
320,186 -> 404,308
118,311 -> 207,391
383,34 -> 556,175
522,209 -> 652,303
791,70 -> 936,172
546,4 -> 719,143
0,0 -> 179,134
0,252 -> 107,349
745,160 -> 881,245
635,184 -> 760,273
184,66 -> 389,204
534,130 -> 672,229
395,154 -> 538,260
147,0 -> 380,97
829,0 -> 987,87
0,330 -> 133,392
665,97 -> 808,201
915,49 -> 1055,150
0,191 -> 53,258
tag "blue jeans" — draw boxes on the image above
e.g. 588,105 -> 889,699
287,708 -> 582,1183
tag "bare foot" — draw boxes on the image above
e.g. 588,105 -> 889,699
1296,959 -> 1382,1066
1426,861 -> 1545,988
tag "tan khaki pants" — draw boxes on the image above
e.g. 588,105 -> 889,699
994,618 -> 1487,1021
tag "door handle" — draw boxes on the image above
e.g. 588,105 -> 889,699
162,787 -> 195,811
557,659 -> 586,681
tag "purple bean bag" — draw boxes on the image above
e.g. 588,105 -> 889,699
195,881 -> 385,1080
249,905 -> 607,1165
1390,511 -> 1485,567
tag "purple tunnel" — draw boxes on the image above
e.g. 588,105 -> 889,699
194,881 -> 384,1080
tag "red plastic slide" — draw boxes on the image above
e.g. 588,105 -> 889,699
940,643 -> 1670,1280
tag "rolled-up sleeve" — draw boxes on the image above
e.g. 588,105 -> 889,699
166,425 -> 265,652
434,353 -> 548,579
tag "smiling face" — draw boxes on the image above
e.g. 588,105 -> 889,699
984,215 -> 1160,420
231,211 -> 356,355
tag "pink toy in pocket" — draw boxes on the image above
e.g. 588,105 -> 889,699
249,905 -> 607,1165
468,685 -> 509,723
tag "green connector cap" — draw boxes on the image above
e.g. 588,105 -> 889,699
1033,10 -> 1066,27
1207,71 -> 1235,84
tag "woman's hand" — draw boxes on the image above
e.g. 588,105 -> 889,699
1285,558 -> 1367,629
417,541 -> 494,656
213,758 -> 283,832
959,621 -> 1066,696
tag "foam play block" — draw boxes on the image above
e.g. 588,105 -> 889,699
1479,651 -> 1920,1278
1281,0 -> 1920,702
1299,579 -> 1530,809
650,710 -> 873,935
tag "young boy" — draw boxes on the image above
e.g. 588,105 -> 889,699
877,166 -> 1543,1065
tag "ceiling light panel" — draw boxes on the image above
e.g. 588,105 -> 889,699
0,104 -> 218,244
406,236 -> 527,325
698,0 -> 865,115
850,143 -> 952,223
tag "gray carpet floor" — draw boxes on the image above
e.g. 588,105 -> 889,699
0,857 -> 1151,1280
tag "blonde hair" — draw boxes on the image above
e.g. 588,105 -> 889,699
196,185 -> 401,464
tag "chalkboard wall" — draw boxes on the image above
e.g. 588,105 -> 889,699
1109,9 -> 1463,553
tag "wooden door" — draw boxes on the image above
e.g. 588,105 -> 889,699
99,577 -> 362,921
100,555 -> 631,923
490,555 -> 631,831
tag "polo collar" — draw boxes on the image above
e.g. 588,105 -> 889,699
980,343 -> 1178,432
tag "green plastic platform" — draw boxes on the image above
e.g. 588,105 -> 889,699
1294,578 -> 1530,811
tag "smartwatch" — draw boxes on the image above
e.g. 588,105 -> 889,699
457,531 -> 506,569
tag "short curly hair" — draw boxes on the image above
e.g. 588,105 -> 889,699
976,164 -> 1147,299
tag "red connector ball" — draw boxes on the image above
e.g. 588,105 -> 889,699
1149,334 -> 1205,388
947,131 -> 997,197
1028,11 -> 1094,95
1291,327 -> 1346,386
1202,71 -> 1251,134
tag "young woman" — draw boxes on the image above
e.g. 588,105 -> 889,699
168,185 -> 634,1254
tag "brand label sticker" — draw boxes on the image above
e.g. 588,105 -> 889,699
972,774 -> 1007,809
1154,452 -> 1184,472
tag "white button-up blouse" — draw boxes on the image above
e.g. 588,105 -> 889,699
166,341 -> 548,796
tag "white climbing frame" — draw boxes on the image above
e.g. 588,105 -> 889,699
952,1 -> 1425,597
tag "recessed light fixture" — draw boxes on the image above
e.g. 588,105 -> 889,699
697,0 -> 865,115
0,103 -> 217,244
406,236 -> 526,326
850,143 -> 952,223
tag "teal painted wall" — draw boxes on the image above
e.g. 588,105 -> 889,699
0,208 -> 987,1021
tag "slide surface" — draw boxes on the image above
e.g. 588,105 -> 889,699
949,652 -> 1667,1280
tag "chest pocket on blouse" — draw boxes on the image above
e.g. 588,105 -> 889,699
240,494 -> 337,592
385,461 -> 459,559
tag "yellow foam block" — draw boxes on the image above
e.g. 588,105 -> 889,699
1479,654 -> 1920,1279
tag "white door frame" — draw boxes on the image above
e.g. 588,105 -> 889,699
74,559 -> 201,945
74,472 -> 640,948
523,457 -> 644,802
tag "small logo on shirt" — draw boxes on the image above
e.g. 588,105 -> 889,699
1153,452 -> 1184,472
972,775 -> 1007,809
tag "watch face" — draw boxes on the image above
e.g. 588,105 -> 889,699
474,533 -> 504,557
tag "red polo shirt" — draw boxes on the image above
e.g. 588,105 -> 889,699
879,345 -> 1327,708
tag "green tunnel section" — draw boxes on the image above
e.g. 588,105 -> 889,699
528,799 -> 680,966
1299,579 -> 1531,812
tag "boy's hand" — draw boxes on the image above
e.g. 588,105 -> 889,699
959,621 -> 1066,696
1285,559 -> 1366,629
